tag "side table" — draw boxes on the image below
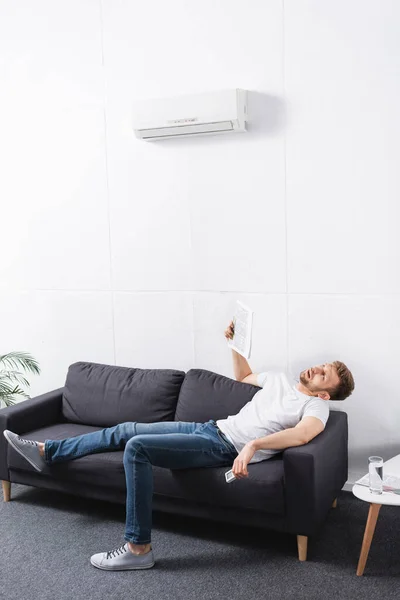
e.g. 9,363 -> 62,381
352,453 -> 400,576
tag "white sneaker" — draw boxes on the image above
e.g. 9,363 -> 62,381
90,543 -> 155,571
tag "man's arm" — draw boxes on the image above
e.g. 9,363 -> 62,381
224,320 -> 256,382
232,427 -> 306,479
232,351 -> 254,382
240,372 -> 259,385
249,428 -> 306,451
248,417 -> 325,451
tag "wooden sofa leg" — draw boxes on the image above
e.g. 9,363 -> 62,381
332,498 -> 337,508
297,535 -> 308,561
2,480 -> 11,502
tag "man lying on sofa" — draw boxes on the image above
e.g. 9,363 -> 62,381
3,320 -> 355,572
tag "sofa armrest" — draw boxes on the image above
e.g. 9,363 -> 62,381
0,388 -> 64,481
282,411 -> 348,536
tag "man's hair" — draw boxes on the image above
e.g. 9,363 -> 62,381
328,361 -> 355,401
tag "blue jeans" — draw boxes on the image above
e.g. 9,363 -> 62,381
44,419 -> 238,545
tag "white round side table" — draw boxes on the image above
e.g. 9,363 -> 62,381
352,453 -> 400,576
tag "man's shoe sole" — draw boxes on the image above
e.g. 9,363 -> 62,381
3,430 -> 44,472
90,558 -> 155,570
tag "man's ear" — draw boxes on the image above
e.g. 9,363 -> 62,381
318,391 -> 330,401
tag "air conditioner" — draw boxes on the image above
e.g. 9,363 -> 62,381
133,89 -> 248,141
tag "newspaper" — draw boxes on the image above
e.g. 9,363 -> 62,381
355,472 -> 400,494
227,301 -> 253,359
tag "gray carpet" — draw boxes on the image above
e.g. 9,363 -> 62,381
0,484 -> 399,600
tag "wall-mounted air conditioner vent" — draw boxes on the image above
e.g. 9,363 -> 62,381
133,89 -> 248,141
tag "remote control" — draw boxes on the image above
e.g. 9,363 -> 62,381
225,469 -> 236,483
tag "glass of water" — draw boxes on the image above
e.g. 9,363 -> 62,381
368,456 -> 383,494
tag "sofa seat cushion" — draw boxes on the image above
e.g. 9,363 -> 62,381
8,423 -> 285,515
152,455 -> 285,515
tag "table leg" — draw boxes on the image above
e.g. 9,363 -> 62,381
356,502 -> 382,576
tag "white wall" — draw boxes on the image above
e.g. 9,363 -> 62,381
0,0 -> 398,484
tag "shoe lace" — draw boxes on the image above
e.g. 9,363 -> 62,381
18,437 -> 38,447
106,544 -> 128,559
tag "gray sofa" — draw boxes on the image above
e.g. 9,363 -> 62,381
0,361 -> 348,561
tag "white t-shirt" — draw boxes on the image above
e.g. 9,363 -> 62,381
216,371 -> 330,464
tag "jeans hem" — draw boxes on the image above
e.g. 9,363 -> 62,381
44,441 -> 50,464
124,535 -> 152,545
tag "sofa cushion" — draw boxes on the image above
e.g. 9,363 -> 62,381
152,457 -> 285,515
8,422 -> 285,515
175,369 -> 260,423
62,362 -> 185,427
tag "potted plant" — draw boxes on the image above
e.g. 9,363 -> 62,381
0,351 -> 41,408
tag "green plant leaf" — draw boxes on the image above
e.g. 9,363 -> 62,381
0,395 -> 17,407
0,370 -> 30,388
9,384 -> 28,397
0,352 -> 40,375
0,380 -> 15,396
0,352 -> 39,405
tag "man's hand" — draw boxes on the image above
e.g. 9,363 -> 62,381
231,442 -> 256,479
224,320 -> 235,340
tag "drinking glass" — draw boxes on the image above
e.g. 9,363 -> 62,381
368,456 -> 383,494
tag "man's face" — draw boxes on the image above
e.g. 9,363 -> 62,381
299,363 -> 340,398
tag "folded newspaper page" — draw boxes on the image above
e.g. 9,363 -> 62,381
355,472 -> 400,494
227,300 -> 253,360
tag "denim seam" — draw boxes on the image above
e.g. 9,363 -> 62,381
47,443 -> 113,463
125,449 -> 151,545
127,444 -> 226,454
133,455 -> 140,539
71,444 -> 112,458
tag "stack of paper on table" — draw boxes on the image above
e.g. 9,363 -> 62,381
355,473 -> 400,494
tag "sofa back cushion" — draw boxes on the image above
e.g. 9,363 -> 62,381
175,369 -> 260,423
62,362 -> 185,427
